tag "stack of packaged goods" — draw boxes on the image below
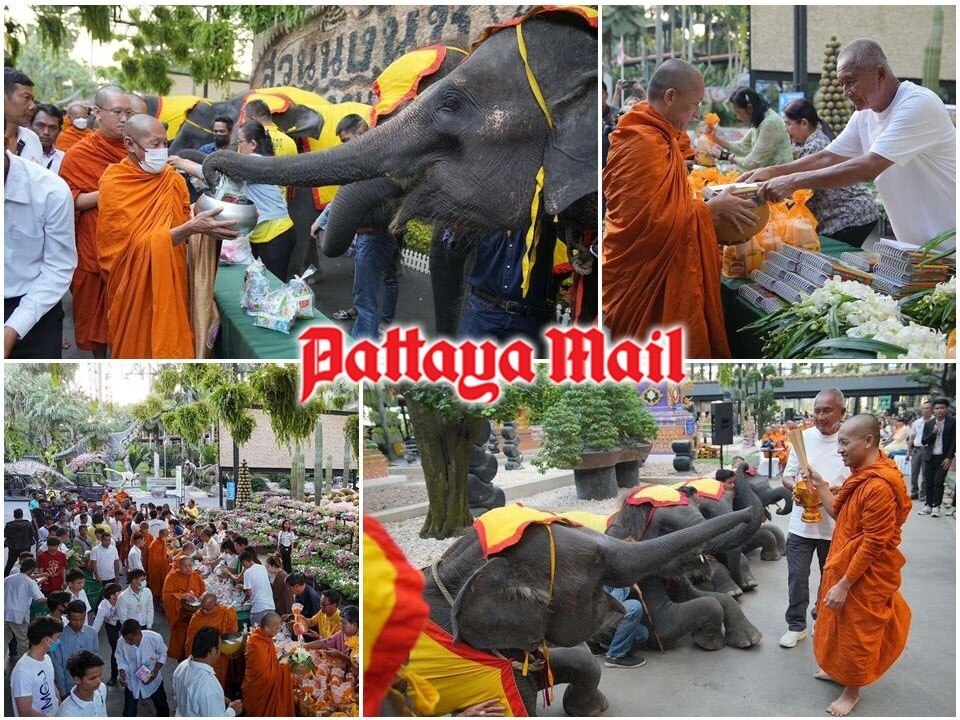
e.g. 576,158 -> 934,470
871,239 -> 953,297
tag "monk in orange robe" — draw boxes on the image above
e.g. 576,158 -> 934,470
96,114 -> 238,358
806,414 -> 911,717
55,103 -> 92,151
146,529 -> 172,601
242,612 -> 295,717
162,557 -> 206,661
184,593 -> 238,685
59,87 -> 131,357
602,60 -> 756,357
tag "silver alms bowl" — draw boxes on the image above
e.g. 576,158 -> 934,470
195,191 -> 259,236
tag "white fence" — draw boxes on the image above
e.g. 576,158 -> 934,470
401,248 -> 430,274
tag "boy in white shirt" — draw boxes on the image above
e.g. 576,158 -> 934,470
10,615 -> 62,716
56,650 -> 107,716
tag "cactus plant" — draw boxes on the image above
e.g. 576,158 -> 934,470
816,36 -> 853,135
923,6 -> 944,97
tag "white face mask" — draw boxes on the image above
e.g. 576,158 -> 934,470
139,147 -> 168,174
72,117 -> 88,130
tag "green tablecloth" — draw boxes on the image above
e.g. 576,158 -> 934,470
721,236 -> 850,358
214,264 -> 340,359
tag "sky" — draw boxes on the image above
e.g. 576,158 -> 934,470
69,362 -> 154,405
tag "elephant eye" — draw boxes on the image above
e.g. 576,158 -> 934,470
438,93 -> 462,114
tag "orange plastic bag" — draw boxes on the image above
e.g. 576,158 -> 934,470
758,190 -> 819,252
722,236 -> 765,279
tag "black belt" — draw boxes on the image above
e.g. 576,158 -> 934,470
470,288 -> 554,318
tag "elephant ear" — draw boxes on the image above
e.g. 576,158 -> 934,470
542,71 -> 597,217
450,556 -> 549,651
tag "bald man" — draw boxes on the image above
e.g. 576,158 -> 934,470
161,556 -> 205,661
128,93 -> 149,115
56,103 -> 92,151
602,59 -> 756,357
184,593 -> 237,686
778,389 -> 849,650
96,114 -> 237,357
805,414 -> 911,716
743,39 -> 955,247
242,611 -> 295,716
59,86 -> 131,357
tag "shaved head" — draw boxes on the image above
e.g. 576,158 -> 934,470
200,592 -> 218,612
94,85 -> 127,108
124,113 -> 164,140
647,60 -> 703,102
128,93 -> 148,114
837,414 -> 882,469
177,556 -> 193,572
260,611 -> 282,637
845,413 -> 880,438
66,103 -> 88,118
838,39 -> 892,73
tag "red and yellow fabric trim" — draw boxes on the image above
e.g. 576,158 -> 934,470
408,619 -> 529,716
246,86 -> 330,117
672,478 -> 727,501
362,515 -> 429,716
554,510 -> 610,534
625,483 -> 690,507
470,5 -> 598,51
156,95 -> 207,142
373,45 -> 467,123
474,505 -> 581,557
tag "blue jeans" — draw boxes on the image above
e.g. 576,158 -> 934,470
605,598 -> 649,659
352,233 -> 399,340
457,292 -> 549,353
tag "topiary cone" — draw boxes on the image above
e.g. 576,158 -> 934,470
237,459 -> 252,506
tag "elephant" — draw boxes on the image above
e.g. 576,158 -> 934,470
748,475 -> 794,516
420,505 -> 753,716
742,520 -> 786,561
603,465 -> 765,651
203,8 -> 598,335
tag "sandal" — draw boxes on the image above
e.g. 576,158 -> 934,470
332,308 -> 357,321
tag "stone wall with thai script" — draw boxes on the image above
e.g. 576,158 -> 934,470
251,5 -> 530,104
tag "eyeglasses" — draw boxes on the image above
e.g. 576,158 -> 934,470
98,106 -> 135,119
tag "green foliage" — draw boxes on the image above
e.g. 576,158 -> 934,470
343,415 -> 360,460
404,220 -> 433,254
907,363 -> 956,400
209,381 -> 256,447
604,384 -> 658,442
533,384 -> 621,472
249,365 -> 326,448
4,423 -> 31,462
200,443 -> 219,466
14,26 -> 105,104
127,443 -> 152,473
250,475 -> 269,493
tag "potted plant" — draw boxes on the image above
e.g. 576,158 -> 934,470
533,384 -> 657,500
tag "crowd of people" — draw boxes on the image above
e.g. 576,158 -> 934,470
602,39 -> 955,354
4,490 -> 358,716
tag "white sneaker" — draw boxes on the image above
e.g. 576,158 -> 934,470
931,506 -> 940,517
918,506 -> 931,515
779,629 -> 807,648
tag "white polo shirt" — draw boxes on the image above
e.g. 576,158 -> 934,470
242,563 -> 275,614
783,426 -> 851,540
4,573 -> 46,623
56,684 -> 107,716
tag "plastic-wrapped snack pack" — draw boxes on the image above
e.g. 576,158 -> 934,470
289,266 -> 317,319
242,258 -> 270,315
254,286 -> 298,334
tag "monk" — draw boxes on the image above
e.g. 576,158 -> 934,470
96,114 -> 237,358
184,593 -> 238,686
602,59 -> 756,357
55,103 -> 92,151
242,611 -> 295,717
162,556 -> 206,661
806,414 -> 912,716
128,93 -> 149,115
59,86 -> 131,357
146,528 -> 172,601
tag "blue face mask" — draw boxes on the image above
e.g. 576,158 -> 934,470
49,639 -> 61,654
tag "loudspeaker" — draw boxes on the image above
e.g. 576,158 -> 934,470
711,400 -> 734,445
784,407 -> 796,422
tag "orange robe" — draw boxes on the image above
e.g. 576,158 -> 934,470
814,455 -> 912,687
59,132 -> 128,350
602,101 -> 730,357
184,605 -> 238,685
55,123 -> 92,151
96,158 -> 194,358
146,538 -> 171,600
161,569 -> 206,661
242,627 -> 295,717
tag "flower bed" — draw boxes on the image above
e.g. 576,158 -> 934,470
200,494 -> 358,599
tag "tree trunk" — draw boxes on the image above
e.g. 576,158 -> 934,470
405,397 -> 484,539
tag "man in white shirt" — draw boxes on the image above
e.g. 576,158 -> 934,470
117,569 -> 154,629
4,148 -> 77,359
240,549 -> 276,626
116,619 -> 170,716
4,68 -> 43,164
172,627 -> 243,717
31,104 -> 66,174
744,39 -> 955,247
88,532 -> 119,585
56,650 -> 107,717
907,401 -> 933,500
5,558 -> 47,664
127,533 -> 146,573
10,615 -> 62,716
147,511 -> 166,538
198,529 -> 221,566
778,388 -> 850,648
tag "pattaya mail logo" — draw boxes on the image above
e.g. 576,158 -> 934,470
298,326 -> 686,403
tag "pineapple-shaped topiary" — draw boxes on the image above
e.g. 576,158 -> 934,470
817,36 -> 854,135
236,459 -> 252,506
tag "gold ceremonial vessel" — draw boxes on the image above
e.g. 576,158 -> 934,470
794,479 -> 822,523
219,632 -> 245,657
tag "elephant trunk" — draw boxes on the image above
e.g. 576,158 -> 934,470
322,177 -> 405,256
703,465 -> 764,556
602,507 -> 753,587
202,102 -> 429,190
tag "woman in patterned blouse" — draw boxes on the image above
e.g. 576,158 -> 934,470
782,99 -> 880,248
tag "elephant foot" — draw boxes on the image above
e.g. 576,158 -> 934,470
561,686 -> 608,717
739,579 -> 759,592
760,550 -> 782,561
724,627 -> 763,648
692,632 -> 725,651
725,586 -> 743,598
